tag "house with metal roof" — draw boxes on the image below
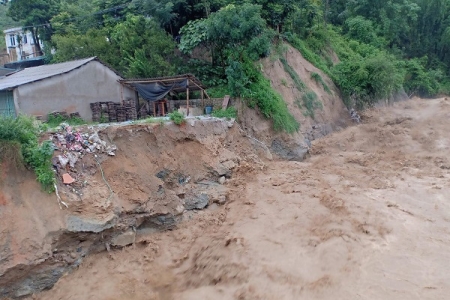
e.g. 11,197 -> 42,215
3,27 -> 43,63
0,57 -> 136,119
0,67 -> 15,77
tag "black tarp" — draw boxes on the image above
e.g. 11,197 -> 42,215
133,79 -> 188,102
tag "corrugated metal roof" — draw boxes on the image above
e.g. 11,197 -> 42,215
0,67 -> 15,77
0,57 -> 97,91
119,73 -> 206,93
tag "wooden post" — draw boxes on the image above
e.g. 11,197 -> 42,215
201,90 -> 205,113
120,83 -> 124,104
186,79 -> 190,117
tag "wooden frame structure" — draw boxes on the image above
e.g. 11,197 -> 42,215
119,74 -> 211,117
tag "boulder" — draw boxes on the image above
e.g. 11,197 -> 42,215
111,230 -> 136,247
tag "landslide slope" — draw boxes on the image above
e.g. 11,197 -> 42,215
239,43 -> 351,161
0,118 -> 264,299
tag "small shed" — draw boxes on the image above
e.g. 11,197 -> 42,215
120,74 -> 215,117
0,57 -> 136,119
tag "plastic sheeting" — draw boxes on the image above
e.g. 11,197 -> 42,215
133,79 -> 188,102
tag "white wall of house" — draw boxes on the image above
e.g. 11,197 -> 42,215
3,27 -> 43,62
13,60 -> 136,121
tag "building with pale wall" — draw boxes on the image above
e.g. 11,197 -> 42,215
3,27 -> 43,63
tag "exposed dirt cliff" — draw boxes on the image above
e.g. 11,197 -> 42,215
239,44 -> 350,161
0,118 -> 266,298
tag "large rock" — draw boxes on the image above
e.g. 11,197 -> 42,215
111,230 -> 136,247
184,193 -> 210,210
66,214 -> 116,233
271,139 -> 309,161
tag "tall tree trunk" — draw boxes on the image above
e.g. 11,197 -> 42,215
31,28 -> 43,56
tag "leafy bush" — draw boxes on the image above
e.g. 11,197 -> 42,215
333,52 -> 404,108
344,16 -> 380,45
212,107 -> 237,119
225,58 -> 298,133
207,85 -> 231,98
169,111 -> 186,125
0,116 -> 55,192
46,114 -> 86,128
401,58 -> 440,97
178,59 -> 227,87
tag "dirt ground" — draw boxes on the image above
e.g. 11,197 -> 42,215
35,98 -> 450,300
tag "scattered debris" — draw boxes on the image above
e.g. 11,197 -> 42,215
62,173 -> 75,184
350,108 -> 361,123
50,123 -> 118,189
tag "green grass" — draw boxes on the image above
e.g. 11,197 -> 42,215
46,114 -> 86,128
301,91 -> 322,119
243,63 -> 299,133
311,72 -> 332,94
284,33 -> 332,77
211,107 -> 237,119
280,57 -> 306,92
0,115 -> 55,192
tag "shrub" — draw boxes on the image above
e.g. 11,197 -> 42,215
46,113 -> 86,128
402,58 -> 440,97
333,52 -> 404,108
169,111 -> 185,125
0,115 -> 55,192
227,59 -> 299,133
212,107 -> 237,119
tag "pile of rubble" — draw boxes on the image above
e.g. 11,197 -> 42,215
51,123 -> 117,184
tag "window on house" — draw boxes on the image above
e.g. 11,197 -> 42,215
9,34 -> 15,47
23,34 -> 27,44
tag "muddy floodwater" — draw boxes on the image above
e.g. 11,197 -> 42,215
36,98 -> 450,300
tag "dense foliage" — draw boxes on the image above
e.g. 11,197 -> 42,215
0,116 -> 55,192
0,3 -> 20,50
3,0 -> 450,123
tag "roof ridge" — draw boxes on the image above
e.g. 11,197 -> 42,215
0,57 -> 103,91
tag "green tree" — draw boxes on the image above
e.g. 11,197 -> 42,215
7,0 -> 61,55
110,14 -> 177,77
52,14 -> 177,77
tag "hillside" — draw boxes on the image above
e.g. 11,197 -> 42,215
238,43 -> 350,161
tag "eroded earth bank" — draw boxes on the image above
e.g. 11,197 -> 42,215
2,98 -> 450,299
